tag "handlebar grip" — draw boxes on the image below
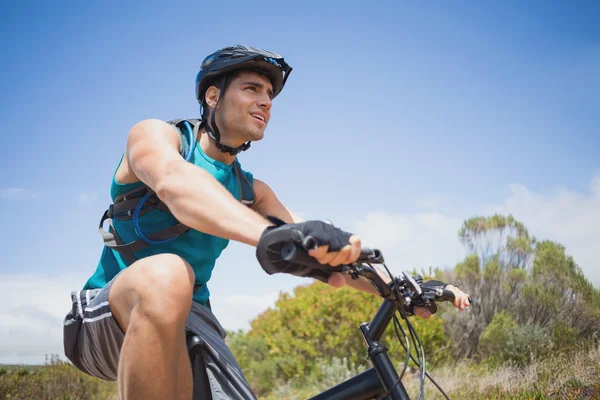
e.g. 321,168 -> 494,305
441,289 -> 456,302
439,289 -> 473,304
358,247 -> 384,263
301,237 -> 384,264
281,242 -> 344,273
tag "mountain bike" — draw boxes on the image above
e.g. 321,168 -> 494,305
187,229 -> 471,399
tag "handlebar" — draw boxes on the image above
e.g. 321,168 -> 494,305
279,238 -> 466,314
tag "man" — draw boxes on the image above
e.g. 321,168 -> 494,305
63,45 -> 471,400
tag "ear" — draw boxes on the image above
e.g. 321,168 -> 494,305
204,85 -> 221,108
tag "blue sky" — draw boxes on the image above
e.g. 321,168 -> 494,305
1,1 -> 599,363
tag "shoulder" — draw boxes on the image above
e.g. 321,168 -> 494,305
129,118 -> 201,159
252,178 -> 275,203
127,118 -> 181,150
115,119 -> 185,184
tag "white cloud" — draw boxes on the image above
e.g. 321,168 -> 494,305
348,211 -> 466,276
0,188 -> 38,200
590,175 -> 600,199
0,272 -> 87,365
210,292 -> 280,332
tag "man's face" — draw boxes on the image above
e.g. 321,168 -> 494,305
213,70 -> 274,145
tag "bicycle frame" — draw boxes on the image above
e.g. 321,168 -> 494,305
308,298 -> 411,400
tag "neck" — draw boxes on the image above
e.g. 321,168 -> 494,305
198,128 -> 242,165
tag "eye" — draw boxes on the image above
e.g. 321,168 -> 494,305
246,86 -> 257,92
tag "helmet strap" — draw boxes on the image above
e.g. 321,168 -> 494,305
204,75 -> 252,156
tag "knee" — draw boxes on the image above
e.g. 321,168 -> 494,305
134,254 -> 195,322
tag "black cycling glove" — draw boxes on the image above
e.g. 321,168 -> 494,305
256,216 -> 354,283
265,216 -> 353,251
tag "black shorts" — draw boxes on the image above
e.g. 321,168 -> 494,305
62,271 -> 257,399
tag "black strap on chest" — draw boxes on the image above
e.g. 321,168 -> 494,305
98,118 -> 255,264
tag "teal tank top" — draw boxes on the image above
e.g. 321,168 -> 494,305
82,135 -> 254,306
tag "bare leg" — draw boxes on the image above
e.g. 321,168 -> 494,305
108,253 -> 195,400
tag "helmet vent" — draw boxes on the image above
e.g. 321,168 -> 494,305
221,45 -> 250,51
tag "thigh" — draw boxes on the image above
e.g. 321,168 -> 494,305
108,253 -> 194,332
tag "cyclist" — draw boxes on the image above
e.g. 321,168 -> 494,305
62,45 -> 471,400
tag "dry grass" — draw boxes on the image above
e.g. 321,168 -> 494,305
0,356 -> 117,400
400,342 -> 600,399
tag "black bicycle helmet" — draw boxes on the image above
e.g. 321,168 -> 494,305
195,45 -> 293,155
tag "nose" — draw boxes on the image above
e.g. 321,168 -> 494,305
258,92 -> 272,110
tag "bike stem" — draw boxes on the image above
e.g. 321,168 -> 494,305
360,299 -> 411,400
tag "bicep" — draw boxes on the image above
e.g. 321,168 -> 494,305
252,179 -> 305,223
124,119 -> 185,191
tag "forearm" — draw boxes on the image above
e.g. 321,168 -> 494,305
156,161 -> 271,246
344,267 -> 392,296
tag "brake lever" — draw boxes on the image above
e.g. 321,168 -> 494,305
396,276 -> 452,318
402,271 -> 422,296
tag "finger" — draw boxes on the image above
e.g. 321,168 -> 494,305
453,295 -> 461,309
344,235 -> 361,264
452,291 -> 464,308
463,296 -> 471,309
459,295 -> 467,310
318,250 -> 339,265
329,245 -> 352,266
461,295 -> 470,310
309,244 -> 329,260
414,306 -> 431,319
327,272 -> 346,288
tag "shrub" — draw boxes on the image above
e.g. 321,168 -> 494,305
480,313 -> 554,367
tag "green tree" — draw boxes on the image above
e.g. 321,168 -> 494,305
516,240 -> 600,348
444,214 -> 535,358
444,214 -> 600,361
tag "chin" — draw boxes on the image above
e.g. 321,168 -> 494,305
249,131 -> 265,141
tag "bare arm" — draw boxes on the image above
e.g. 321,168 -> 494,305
251,179 -> 305,223
122,119 -> 271,246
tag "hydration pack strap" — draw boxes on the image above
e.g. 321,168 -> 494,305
233,160 -> 255,206
98,185 -> 191,263
99,210 -> 190,259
